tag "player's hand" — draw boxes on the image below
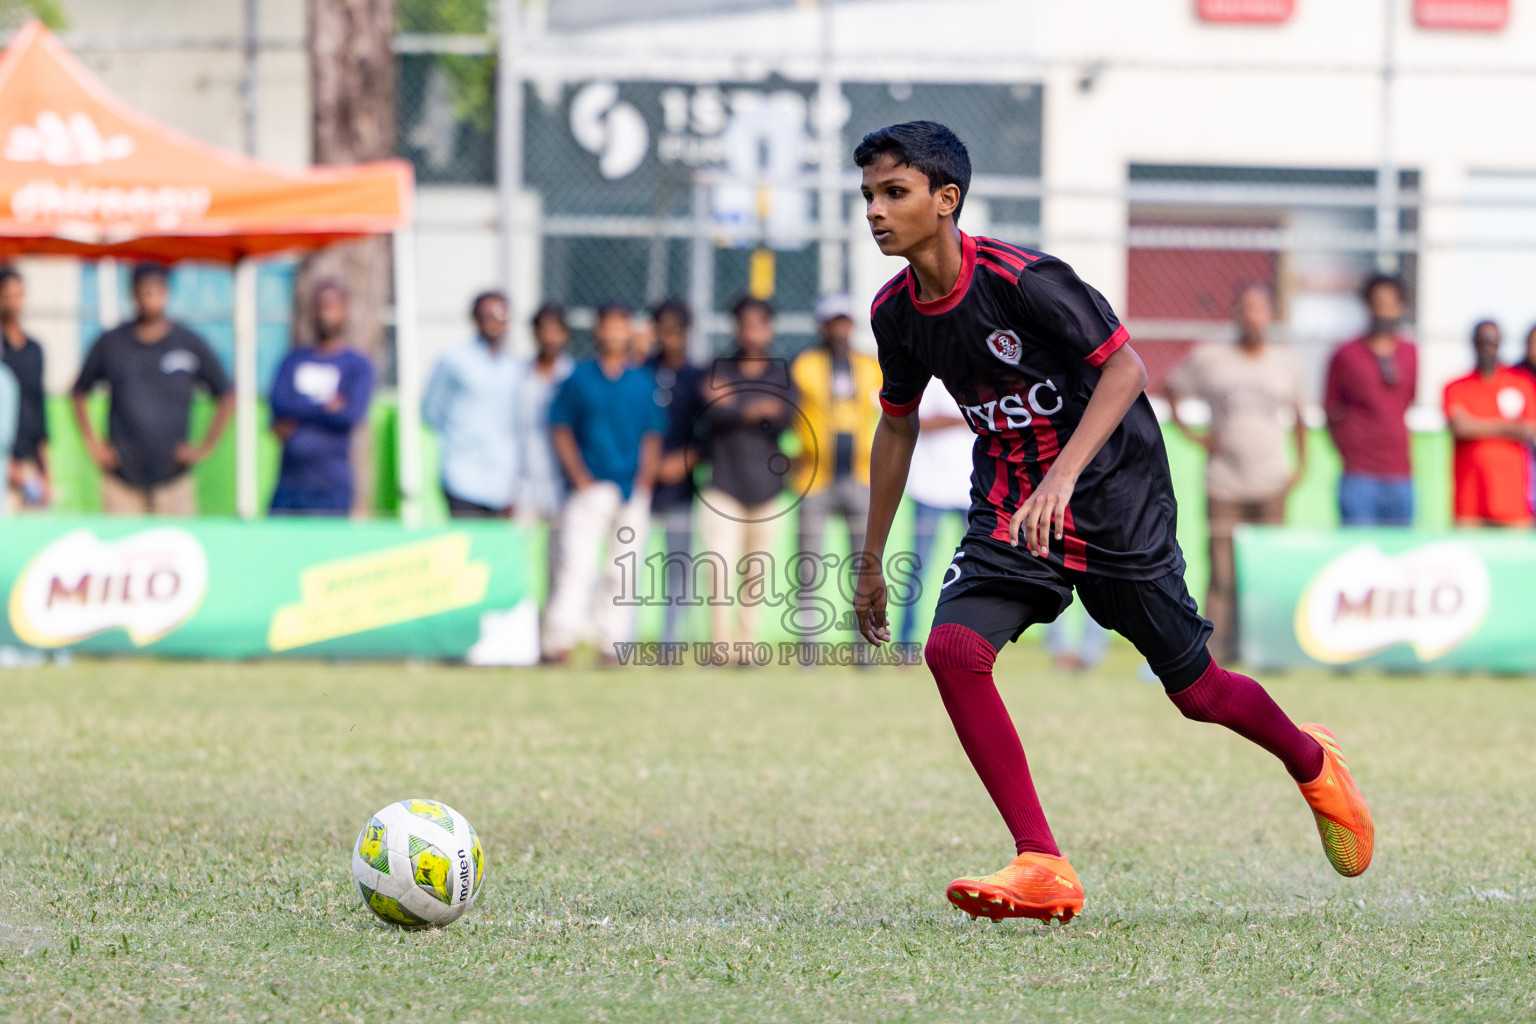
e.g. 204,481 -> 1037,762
1010,468 -> 1077,558
851,554 -> 891,646
88,438 -> 118,472
658,450 -> 688,485
174,442 -> 211,468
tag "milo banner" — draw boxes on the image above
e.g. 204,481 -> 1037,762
1236,527 -> 1534,673
1,517 -> 535,663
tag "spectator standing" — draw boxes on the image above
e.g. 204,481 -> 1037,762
699,298 -> 795,649
1442,321 -> 1536,528
0,269 -> 48,509
899,377 -> 972,647
646,299 -> 705,645
1324,274 -> 1417,526
791,293 -> 882,640
1165,283 -> 1306,663
543,303 -> 663,665
71,264 -> 233,515
516,303 -> 576,613
422,291 -> 520,518
516,303 -> 575,523
0,358 -> 16,517
268,281 -> 375,516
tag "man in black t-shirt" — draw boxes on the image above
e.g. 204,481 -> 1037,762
697,298 -> 796,649
0,269 -> 49,509
850,122 -> 1373,923
72,264 -> 233,515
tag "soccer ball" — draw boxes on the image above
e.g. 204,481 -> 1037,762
351,798 -> 483,928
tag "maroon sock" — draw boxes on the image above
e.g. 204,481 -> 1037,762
925,623 -> 1059,857
1169,659 -> 1325,783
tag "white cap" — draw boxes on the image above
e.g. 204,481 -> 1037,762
815,292 -> 855,323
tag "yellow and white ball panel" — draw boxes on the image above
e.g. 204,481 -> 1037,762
351,798 -> 480,928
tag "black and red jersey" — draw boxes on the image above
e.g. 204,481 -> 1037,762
873,232 -> 1179,579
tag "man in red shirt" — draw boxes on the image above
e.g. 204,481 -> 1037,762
1443,320 -> 1536,527
1324,275 -> 1417,525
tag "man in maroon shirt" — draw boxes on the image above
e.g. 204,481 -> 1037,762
1323,274 -> 1417,525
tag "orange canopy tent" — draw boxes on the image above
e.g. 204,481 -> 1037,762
0,22 -> 423,520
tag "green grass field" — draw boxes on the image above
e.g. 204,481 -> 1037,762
2,649 -> 1533,1023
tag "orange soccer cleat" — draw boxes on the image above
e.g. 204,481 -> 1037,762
945,851 -> 1084,923
1297,724 -> 1374,877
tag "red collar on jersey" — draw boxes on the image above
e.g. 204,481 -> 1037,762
907,232 -> 977,317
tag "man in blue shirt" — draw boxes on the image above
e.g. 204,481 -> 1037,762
422,291 -> 520,517
269,280 -> 375,516
543,302 -> 664,665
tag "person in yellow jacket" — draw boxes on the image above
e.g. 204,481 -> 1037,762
791,293 -> 883,639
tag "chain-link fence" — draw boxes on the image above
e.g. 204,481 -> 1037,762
397,37 -> 1049,361
391,9 -> 1536,428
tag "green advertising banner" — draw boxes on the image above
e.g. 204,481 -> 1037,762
1,517 -> 533,662
1235,527 -> 1536,673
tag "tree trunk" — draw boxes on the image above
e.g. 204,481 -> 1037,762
303,0 -> 396,516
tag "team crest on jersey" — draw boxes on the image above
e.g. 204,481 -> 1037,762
985,329 -> 1022,366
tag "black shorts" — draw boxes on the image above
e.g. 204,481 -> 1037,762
930,533 -> 1213,691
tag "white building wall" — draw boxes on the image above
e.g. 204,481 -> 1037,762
1044,0 -> 1536,405
67,0 -> 309,168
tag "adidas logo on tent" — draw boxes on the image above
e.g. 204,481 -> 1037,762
5,110 -> 134,166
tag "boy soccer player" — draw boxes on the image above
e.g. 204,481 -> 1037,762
850,122 -> 1373,923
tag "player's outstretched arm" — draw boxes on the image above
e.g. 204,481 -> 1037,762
1012,344 -> 1148,557
854,411 -> 919,645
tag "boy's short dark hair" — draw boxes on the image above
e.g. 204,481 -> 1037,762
470,289 -> 507,319
0,267 -> 21,289
131,263 -> 170,288
730,296 -> 774,321
853,120 -> 972,224
531,301 -> 566,329
651,297 -> 692,329
596,300 -> 633,321
1361,273 -> 1405,305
